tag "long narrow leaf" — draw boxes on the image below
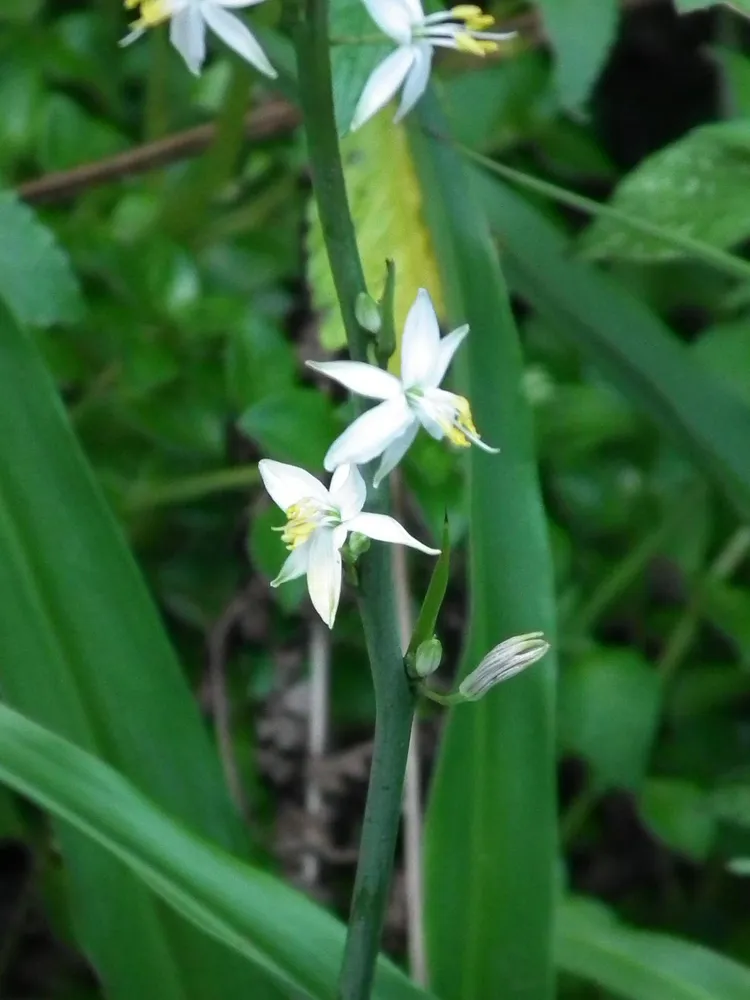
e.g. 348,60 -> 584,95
0,309 -> 280,999
0,701 -> 432,1000
472,171 -> 750,519
410,96 -> 558,1000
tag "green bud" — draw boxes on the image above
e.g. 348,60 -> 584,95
346,531 -> 371,562
413,636 -> 442,678
458,632 -> 549,702
355,292 -> 381,334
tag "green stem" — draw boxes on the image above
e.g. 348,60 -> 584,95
455,142 -> 750,285
294,3 -> 417,1000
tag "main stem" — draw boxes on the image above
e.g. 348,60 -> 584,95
294,4 -> 418,1000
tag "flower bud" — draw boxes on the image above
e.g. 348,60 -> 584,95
458,632 -> 549,701
346,531 -> 371,562
413,636 -> 443,678
355,292 -> 381,334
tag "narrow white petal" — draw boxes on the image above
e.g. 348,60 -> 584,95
306,360 -> 401,401
324,397 -> 413,471
393,43 -> 432,123
307,529 -> 343,629
345,513 -> 439,555
401,288 -> 441,388
372,421 -> 419,488
170,6 -> 206,75
200,2 -> 277,77
258,460 -> 329,511
360,0 -> 416,42
216,0 -> 266,7
429,324 -> 469,388
271,543 -> 310,586
329,465 -> 367,521
350,46 -> 416,132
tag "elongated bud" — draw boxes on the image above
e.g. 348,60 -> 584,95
458,632 -> 549,701
413,636 -> 442,678
355,292 -> 381,334
345,531 -> 371,562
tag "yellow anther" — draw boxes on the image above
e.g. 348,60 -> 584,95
455,396 -> 478,436
451,5 -> 495,30
451,5 -> 483,18
445,425 -> 471,448
125,0 -> 171,28
454,32 -> 490,56
280,498 -> 332,550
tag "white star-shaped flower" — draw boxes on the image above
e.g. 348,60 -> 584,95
121,0 -> 277,78
351,1 -> 515,131
259,461 -> 439,628
307,289 -> 499,486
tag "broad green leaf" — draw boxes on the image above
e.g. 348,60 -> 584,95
580,123 -> 750,262
238,387 -> 341,468
639,779 -> 716,861
535,0 -> 619,110
0,191 -> 83,326
473,171 -> 750,520
0,701 -> 432,1000
559,649 -> 660,791
0,310 -> 279,1000
308,111 -> 443,358
692,319 -> 750,406
557,896 -> 750,999
412,94 -> 558,1000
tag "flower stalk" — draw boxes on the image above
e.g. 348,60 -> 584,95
294,1 -> 421,998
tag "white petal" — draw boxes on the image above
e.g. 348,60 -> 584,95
372,421 -> 419,488
345,513 -> 439,555
307,529 -> 343,629
350,46 -> 416,132
200,2 -> 277,77
323,397 -> 414,471
429,324 -> 469,388
360,0 -> 416,42
216,0 -> 266,6
401,288 -> 440,388
393,43 -> 432,123
270,543 -> 310,586
329,465 -> 367,521
258,460 -> 329,511
170,6 -> 206,75
306,360 -> 401,401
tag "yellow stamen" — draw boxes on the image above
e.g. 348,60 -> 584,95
454,32 -> 497,56
279,498 -> 330,551
124,0 -> 171,28
451,4 -> 496,30
442,395 -> 479,447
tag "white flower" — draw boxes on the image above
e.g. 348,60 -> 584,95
351,1 -> 515,130
121,0 -> 277,78
259,460 -> 439,628
307,288 -> 499,486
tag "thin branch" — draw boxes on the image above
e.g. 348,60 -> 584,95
17,101 -> 300,205
302,621 -> 331,887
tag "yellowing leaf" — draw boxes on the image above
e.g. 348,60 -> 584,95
307,113 -> 443,370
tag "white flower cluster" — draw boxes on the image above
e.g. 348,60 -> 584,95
120,0 -> 514,128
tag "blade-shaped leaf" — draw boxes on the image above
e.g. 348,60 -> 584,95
472,171 -> 750,520
0,701 -> 433,1000
0,309 -> 281,999
558,896 -> 750,1000
410,95 -> 558,1000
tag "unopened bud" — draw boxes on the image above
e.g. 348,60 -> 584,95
346,531 -> 371,562
355,292 -> 381,334
413,637 -> 442,678
458,632 -> 549,701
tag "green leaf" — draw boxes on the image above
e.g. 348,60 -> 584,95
472,171 -> 750,521
238,388 -> 340,468
0,310 -> 279,1000
638,779 -> 716,861
0,191 -> 83,326
675,1 -> 750,12
0,701 -> 433,1000
535,0 -> 620,110
411,94 -> 558,1000
557,896 -> 750,999
559,649 -> 661,791
580,123 -> 750,262
307,111 -> 443,355
692,320 -> 750,406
